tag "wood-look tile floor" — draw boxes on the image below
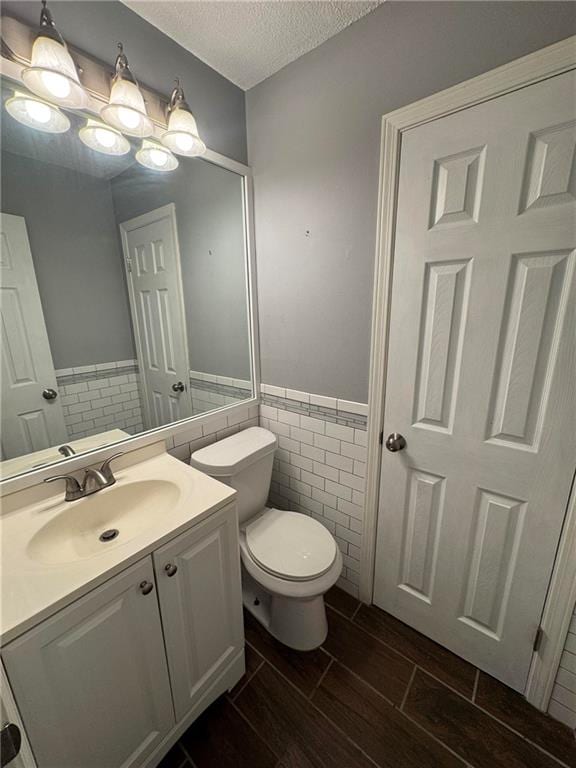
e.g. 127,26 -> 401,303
159,588 -> 576,768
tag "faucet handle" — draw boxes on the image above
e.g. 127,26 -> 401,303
44,474 -> 83,501
99,452 -> 124,482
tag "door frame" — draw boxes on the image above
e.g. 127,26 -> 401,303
120,202 -> 191,429
362,34 -> 576,711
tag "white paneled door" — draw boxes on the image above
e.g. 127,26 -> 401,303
374,71 -> 576,691
0,213 -> 67,459
120,204 -> 193,429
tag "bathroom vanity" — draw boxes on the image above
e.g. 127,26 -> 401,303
0,443 -> 245,768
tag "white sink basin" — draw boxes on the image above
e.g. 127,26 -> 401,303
27,480 -> 181,565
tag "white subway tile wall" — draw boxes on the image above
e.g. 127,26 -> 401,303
189,370 -> 253,415
548,605 -> 576,728
165,404 -> 259,463
56,361 -> 144,441
259,383 -> 368,598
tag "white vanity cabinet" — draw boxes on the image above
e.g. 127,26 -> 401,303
1,502 -> 244,768
153,503 -> 244,722
2,558 -> 174,768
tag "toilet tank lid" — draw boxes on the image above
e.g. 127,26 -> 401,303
190,427 -> 277,476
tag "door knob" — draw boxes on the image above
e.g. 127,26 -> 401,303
42,388 -> 58,400
171,381 -> 185,393
139,580 -> 154,595
385,433 -> 406,452
164,563 -> 178,577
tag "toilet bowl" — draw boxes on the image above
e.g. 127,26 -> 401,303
190,427 -> 342,650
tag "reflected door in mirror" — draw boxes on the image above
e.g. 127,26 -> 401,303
120,204 -> 193,429
1,213 -> 67,458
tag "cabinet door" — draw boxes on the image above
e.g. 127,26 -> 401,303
2,558 -> 174,768
154,503 -> 244,722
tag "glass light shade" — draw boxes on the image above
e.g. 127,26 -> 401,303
136,139 -> 178,172
5,91 -> 70,133
79,119 -> 130,156
22,36 -> 88,109
101,79 -> 153,138
161,106 -> 206,157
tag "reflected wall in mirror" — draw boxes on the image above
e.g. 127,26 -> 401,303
0,80 -> 254,479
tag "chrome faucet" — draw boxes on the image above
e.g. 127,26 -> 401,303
58,444 -> 76,457
44,453 -> 124,502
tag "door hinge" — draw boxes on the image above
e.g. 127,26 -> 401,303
533,627 -> 544,653
126,258 -> 132,273
379,430 -> 384,445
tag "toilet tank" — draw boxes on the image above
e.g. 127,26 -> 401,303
190,427 -> 277,524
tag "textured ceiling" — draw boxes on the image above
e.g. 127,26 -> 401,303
121,1 -> 382,90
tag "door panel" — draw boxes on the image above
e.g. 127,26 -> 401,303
153,504 -> 243,722
120,204 -> 193,429
374,70 -> 576,691
2,558 -> 174,768
0,214 -> 67,458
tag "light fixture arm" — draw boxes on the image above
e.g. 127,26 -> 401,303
167,78 -> 191,117
37,0 -> 65,45
112,42 -> 137,86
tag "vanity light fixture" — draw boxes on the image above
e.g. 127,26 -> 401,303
5,91 -> 70,133
22,0 -> 88,109
161,79 -> 206,157
135,138 -> 178,172
101,43 -> 153,138
79,119 -> 130,156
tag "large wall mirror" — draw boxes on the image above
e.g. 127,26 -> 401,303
0,78 -> 255,480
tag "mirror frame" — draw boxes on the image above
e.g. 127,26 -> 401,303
0,54 -> 261,494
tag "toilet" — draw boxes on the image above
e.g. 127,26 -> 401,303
190,426 -> 342,650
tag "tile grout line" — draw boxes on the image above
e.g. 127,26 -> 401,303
309,656 -> 334,699
469,701 -> 574,768
351,601 -> 363,621
228,645 -> 265,701
330,603 -> 574,767
399,709 -> 476,768
327,607 -> 477,701
472,668 -> 480,702
238,658 -> 382,768
399,664 -> 417,712
228,691 -> 286,763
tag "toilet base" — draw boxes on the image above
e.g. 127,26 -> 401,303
242,569 -> 328,651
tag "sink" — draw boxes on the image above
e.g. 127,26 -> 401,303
27,480 -> 181,565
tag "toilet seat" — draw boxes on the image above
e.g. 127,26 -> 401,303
245,508 -> 337,582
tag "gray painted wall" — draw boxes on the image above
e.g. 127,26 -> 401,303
1,151 -> 136,369
247,1 -> 576,402
111,159 -> 251,381
2,0 -> 247,163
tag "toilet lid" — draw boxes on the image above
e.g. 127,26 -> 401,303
246,508 -> 337,581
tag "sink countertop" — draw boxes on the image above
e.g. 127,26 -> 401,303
0,452 -> 236,646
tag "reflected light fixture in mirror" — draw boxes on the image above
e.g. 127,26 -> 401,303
161,79 -> 206,157
79,119 -> 131,156
101,43 -> 153,138
136,138 -> 178,172
22,0 -> 88,109
5,91 -> 70,133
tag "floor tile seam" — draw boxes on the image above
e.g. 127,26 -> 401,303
397,709 -> 474,768
325,601 -> 360,622
228,693 -> 285,762
229,649 -> 266,701
411,667 -> 574,768
472,669 -> 480,702
346,609 -> 464,680
309,657 -> 335,699
469,700 -> 574,768
399,665 -> 418,712
351,601 -> 363,620
240,658 -> 382,768
177,740 -> 197,768
309,656 -> 469,768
